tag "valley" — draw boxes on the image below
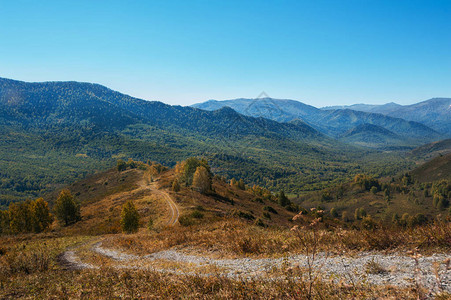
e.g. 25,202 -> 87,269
0,78 -> 416,208
0,78 -> 450,299
1,157 -> 450,298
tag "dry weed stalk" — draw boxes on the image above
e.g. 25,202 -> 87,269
291,208 -> 329,299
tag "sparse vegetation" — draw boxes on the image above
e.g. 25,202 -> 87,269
365,259 -> 388,274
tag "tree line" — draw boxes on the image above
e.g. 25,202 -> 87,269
0,189 -> 81,234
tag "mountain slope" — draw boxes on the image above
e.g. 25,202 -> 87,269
411,152 -> 451,183
192,98 -> 442,144
410,139 -> 451,161
338,124 -> 411,150
1,77 -> 412,206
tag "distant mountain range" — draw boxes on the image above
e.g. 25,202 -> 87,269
192,97 -> 446,148
322,98 -> 451,135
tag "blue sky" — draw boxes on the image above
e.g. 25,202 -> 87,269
0,0 -> 450,107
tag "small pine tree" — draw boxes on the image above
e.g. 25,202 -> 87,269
121,201 -> 140,234
192,166 -> 211,194
54,189 -> 81,226
172,179 -> 181,192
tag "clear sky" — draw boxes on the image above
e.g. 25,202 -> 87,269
0,0 -> 450,107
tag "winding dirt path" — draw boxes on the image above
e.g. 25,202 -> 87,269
58,173 -> 449,293
149,182 -> 179,226
59,173 -> 179,269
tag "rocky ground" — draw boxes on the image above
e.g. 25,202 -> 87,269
61,240 -> 450,295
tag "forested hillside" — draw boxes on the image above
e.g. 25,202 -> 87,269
0,78 -> 412,207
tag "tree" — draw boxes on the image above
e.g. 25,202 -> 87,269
9,200 -> 33,233
370,186 -> 378,195
176,157 -> 210,185
330,207 -> 338,218
127,158 -> 137,169
361,215 -> 377,230
121,201 -> 140,233
400,213 -> 410,227
392,213 -> 400,225
54,189 -> 81,226
172,179 -> 181,192
341,211 -> 350,222
0,209 -> 10,234
31,198 -> 53,233
192,166 -> 212,194
353,174 -> 380,191
359,208 -> 367,218
354,208 -> 361,220
433,194 -> 442,208
278,190 -> 291,207
384,188 -> 391,203
237,179 -> 245,190
117,159 -> 127,172
230,178 -> 237,187
437,197 -> 449,210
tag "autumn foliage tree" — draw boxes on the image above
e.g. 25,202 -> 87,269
175,157 -> 210,186
54,189 -> 81,226
0,198 -> 53,234
31,198 -> 54,233
192,166 -> 212,194
172,179 -> 181,192
121,201 -> 140,233
8,200 -> 33,233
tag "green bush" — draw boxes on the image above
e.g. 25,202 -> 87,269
120,201 -> 140,233
190,210 -> 204,219
178,215 -> 195,227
